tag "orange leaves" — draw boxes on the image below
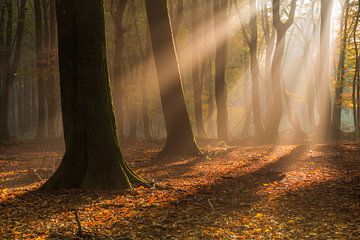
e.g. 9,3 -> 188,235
1,141 -> 360,238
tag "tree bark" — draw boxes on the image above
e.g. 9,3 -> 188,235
47,0 -> 59,138
35,0 -> 47,139
145,0 -> 200,156
111,0 -> 127,140
240,0 -> 264,137
191,0 -> 207,138
265,0 -> 296,141
318,0 -> 333,140
213,0 -> 229,142
0,0 -> 26,140
41,0 -> 145,191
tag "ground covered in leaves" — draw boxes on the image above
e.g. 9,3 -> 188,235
1,138 -> 360,239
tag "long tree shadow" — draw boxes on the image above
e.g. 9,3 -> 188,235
1,144 -> 311,239
0,187 -> 119,239
138,145 -> 278,183
50,145 -> 306,239
263,175 -> 360,239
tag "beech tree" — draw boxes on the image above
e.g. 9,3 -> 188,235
318,0 -> 333,139
111,0 -> 128,139
213,0 -> 229,142
239,0 -> 264,137
191,0 -> 207,138
0,0 -> 26,140
41,0 -> 145,190
265,0 -> 297,140
145,0 -> 200,156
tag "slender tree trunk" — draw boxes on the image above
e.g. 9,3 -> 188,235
242,0 -> 264,137
140,31 -> 152,138
41,0 -> 145,191
191,0 -> 207,138
0,0 -> 12,140
47,0 -> 58,138
353,1 -> 360,134
332,0 -> 349,133
145,0 -> 200,156
265,0 -> 296,141
111,0 -> 127,140
213,0 -> 229,142
0,0 -> 26,140
35,0 -> 47,139
318,0 -> 333,140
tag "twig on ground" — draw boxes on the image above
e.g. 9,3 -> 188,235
208,199 -> 215,212
74,210 -> 83,236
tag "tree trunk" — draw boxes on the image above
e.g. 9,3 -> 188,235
140,30 -> 152,138
318,0 -> 333,139
145,0 -> 200,156
111,0 -> 127,140
47,0 -> 58,138
191,0 -> 207,138
0,0 -> 12,140
265,0 -> 296,141
35,0 -> 47,139
213,0 -> 229,142
41,0 -> 145,191
242,0 -> 264,137
0,0 -> 26,140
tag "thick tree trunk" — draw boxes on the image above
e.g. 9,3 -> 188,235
318,0 -> 333,139
41,0 -> 145,191
191,0 -> 207,138
145,0 -> 200,156
213,0 -> 229,142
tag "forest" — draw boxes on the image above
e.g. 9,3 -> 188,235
1,0 -> 360,239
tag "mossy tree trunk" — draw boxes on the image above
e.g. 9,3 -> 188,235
41,0 -> 145,191
145,0 -> 200,156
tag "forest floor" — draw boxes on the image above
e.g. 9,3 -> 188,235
0,138 -> 360,239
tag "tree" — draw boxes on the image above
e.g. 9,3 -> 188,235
111,0 -> 128,140
47,0 -> 59,138
265,0 -> 297,140
145,0 -> 200,156
41,0 -> 145,190
0,0 -> 26,140
318,0 -> 333,140
333,0 -> 350,132
239,0 -> 264,138
191,0 -> 207,138
34,0 -> 47,139
213,0 -> 229,142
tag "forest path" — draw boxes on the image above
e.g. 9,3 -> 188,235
0,140 -> 359,239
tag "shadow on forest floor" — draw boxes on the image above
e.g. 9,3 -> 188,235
0,140 -> 360,239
